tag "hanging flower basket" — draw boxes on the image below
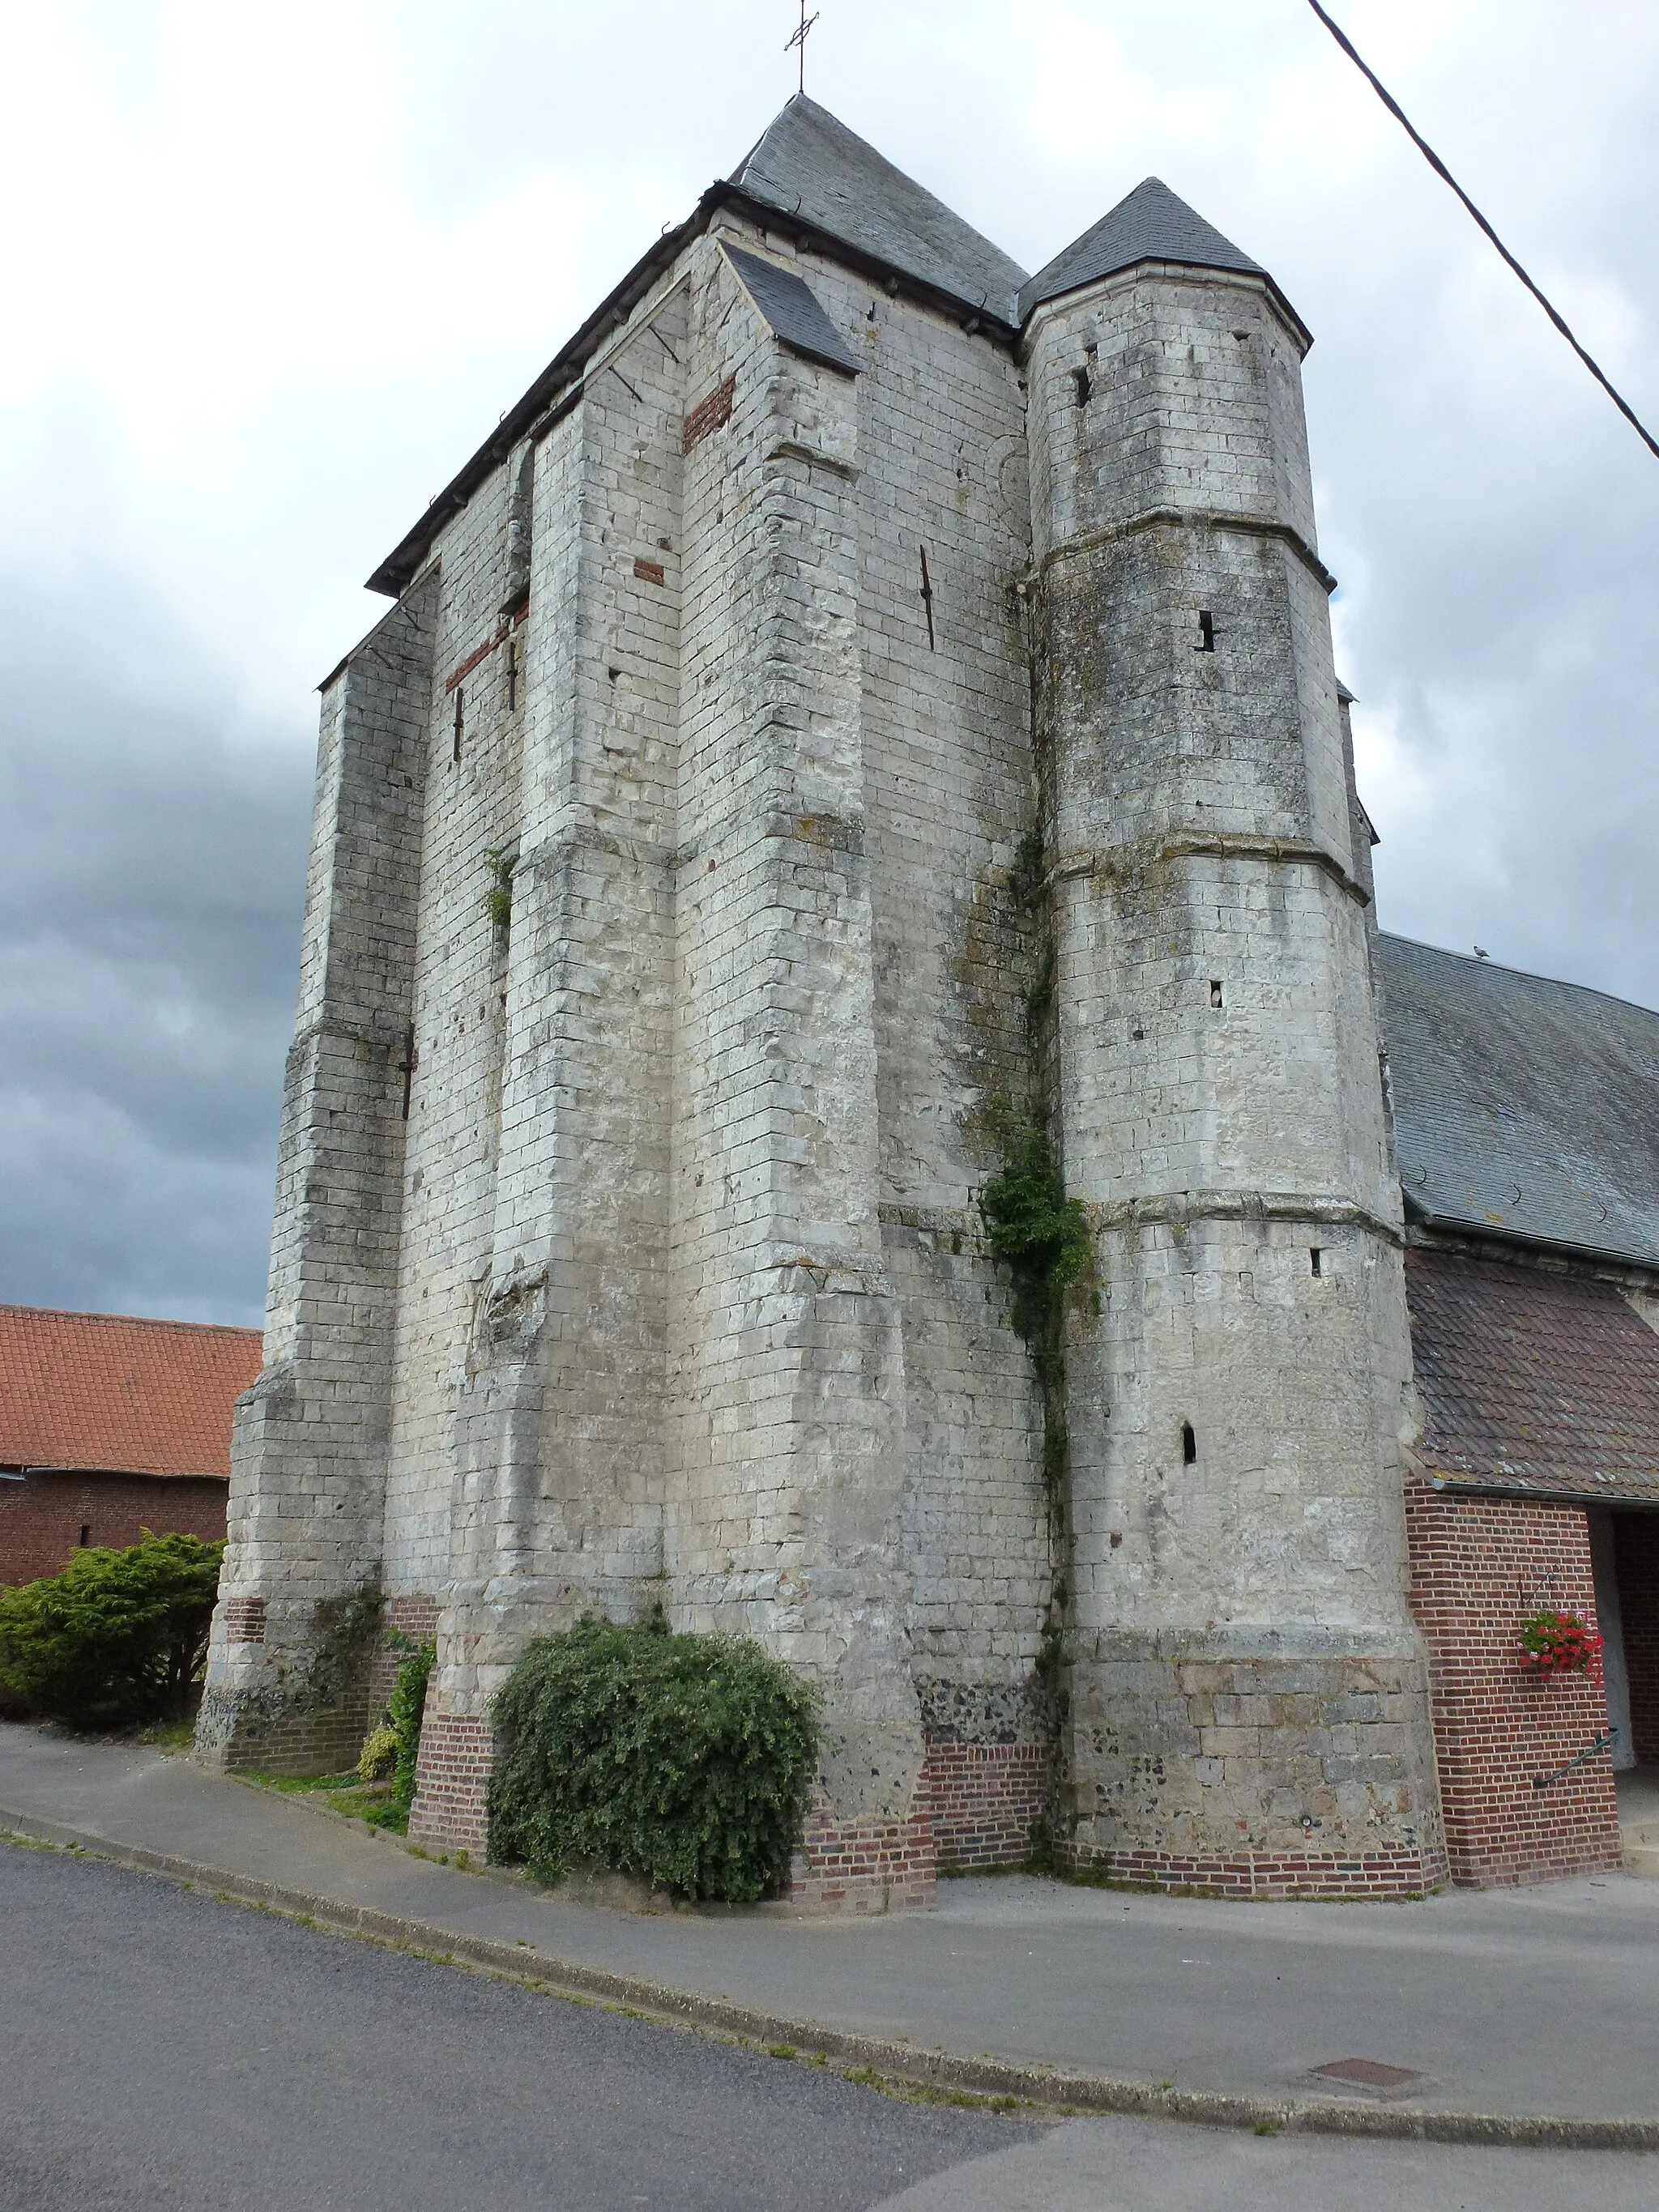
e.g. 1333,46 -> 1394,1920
1517,1609 -> 1603,1677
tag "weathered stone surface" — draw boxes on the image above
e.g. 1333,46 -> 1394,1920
206,169 -> 1443,1901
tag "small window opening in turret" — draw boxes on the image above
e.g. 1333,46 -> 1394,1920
452,688 -> 464,763
1311,1247 -> 1323,1277
1195,611 -> 1217,653
79,1524 -> 92,1547
1181,1422 -> 1197,1465
1209,979 -> 1223,1008
505,638 -> 518,713
1071,366 -> 1091,407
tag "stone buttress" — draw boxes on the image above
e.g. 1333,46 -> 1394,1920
198,574 -> 437,1771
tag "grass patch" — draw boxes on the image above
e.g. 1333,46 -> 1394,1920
135,1715 -> 198,1751
241,1769 -> 404,1829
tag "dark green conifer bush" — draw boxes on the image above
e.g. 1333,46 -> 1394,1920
488,1615 -> 820,1902
0,1532 -> 225,1726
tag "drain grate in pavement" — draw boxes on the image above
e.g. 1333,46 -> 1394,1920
1307,2057 -> 1431,2099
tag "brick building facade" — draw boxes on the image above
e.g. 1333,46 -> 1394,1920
1,1306 -> 260,1586
200,97 -> 1655,1902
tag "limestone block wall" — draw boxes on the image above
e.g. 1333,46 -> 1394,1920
200,573 -> 437,1771
411,279 -> 693,1837
1024,262 -> 1444,1893
368,219 -> 1056,1895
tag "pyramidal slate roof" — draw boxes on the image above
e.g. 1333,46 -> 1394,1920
1018,177 -> 1265,323
731,96 -> 1028,324
1379,934 -> 1659,1272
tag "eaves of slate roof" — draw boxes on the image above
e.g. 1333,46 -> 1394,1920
0,1306 -> 262,1480
1405,1248 -> 1659,1507
1380,934 -> 1659,1274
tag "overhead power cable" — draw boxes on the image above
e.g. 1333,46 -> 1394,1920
1303,0 -> 1659,462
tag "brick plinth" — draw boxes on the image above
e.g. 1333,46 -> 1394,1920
1066,1843 -> 1440,1899
923,1740 -> 1049,1870
407,1709 -> 493,1856
790,1808 -> 937,1913
1406,1481 -> 1623,1885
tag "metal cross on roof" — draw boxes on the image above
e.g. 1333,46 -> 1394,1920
785,2 -> 819,96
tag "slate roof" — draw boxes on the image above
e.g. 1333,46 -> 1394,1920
0,1306 -> 262,1479
1380,934 -> 1659,1272
1018,177 -> 1266,323
721,245 -> 860,376
730,96 -> 1027,325
362,102 -> 1286,598
1405,1248 -> 1659,1505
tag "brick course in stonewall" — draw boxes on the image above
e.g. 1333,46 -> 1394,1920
407,1711 -> 494,1857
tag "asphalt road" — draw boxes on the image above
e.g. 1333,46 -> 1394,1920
0,1844 -> 1023,2212
6,1841 -> 1657,2212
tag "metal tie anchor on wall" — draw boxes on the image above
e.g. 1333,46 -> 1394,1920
1531,1728 -> 1616,1791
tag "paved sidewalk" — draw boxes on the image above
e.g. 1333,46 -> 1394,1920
4,1722 -> 1656,2137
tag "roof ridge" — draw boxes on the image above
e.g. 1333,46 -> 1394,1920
0,1303 -> 262,1337
1379,931 -> 1659,1021
729,93 -> 1027,319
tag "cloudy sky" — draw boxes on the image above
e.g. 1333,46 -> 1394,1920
2,0 -> 1654,1328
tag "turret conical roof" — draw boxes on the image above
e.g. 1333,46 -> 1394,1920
1017,177 -> 1265,323
731,96 -> 1028,323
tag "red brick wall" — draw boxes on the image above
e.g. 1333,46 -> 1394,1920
791,1806 -> 937,1913
0,1469 -> 228,1588
923,1740 -> 1047,1871
1406,1481 -> 1622,1885
1614,1511 -> 1659,1765
408,1710 -> 493,1856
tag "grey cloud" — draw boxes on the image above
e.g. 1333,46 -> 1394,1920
0,567 -> 310,1321
2,4 -> 1654,1333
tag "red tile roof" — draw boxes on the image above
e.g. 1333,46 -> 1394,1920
1405,1248 -> 1659,1505
0,1306 -> 262,1479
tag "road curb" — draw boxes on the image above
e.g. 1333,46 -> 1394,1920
4,1805 -> 1655,2154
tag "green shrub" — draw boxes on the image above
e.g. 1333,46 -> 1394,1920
356,1722 -> 399,1784
351,1637 -> 436,1833
488,1615 -> 821,1903
979,1117 -> 1091,1357
387,1638 -> 436,1810
0,1532 -> 225,1727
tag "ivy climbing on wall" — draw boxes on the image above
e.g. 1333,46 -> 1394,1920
980,1112 -> 1091,1510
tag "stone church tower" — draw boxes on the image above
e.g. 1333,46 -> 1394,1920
201,98 -> 1446,1905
